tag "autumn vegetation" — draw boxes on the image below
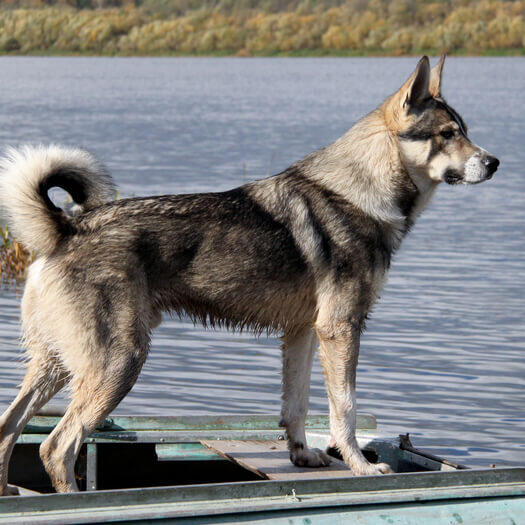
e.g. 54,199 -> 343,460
0,225 -> 32,284
0,0 -> 523,56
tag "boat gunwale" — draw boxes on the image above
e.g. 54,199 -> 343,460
2,490 -> 525,525
1,467 -> 524,515
22,413 -> 377,434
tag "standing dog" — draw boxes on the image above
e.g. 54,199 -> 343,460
0,56 -> 499,494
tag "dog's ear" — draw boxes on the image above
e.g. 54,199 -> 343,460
401,56 -> 431,109
382,56 -> 431,130
429,54 -> 446,97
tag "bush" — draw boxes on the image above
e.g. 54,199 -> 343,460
1,36 -> 21,51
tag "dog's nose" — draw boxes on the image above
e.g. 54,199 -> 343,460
484,155 -> 500,174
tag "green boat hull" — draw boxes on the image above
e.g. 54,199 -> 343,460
1,414 -> 523,523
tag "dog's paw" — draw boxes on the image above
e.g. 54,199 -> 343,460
0,485 -> 20,497
290,447 -> 332,468
352,461 -> 393,476
372,462 -> 394,474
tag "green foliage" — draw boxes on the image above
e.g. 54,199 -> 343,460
0,1 -> 523,55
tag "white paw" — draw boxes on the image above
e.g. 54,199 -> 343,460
290,447 -> 332,468
352,461 -> 393,476
0,485 -> 20,497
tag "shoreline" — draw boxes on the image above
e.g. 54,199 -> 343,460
1,49 -> 524,58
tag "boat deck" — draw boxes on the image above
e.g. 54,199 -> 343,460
1,414 -> 524,523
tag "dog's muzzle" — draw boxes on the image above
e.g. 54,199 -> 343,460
458,152 -> 500,184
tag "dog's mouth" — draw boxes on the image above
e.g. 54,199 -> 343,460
443,169 -> 463,185
443,168 -> 496,185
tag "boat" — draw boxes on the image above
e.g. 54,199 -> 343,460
1,413 -> 523,523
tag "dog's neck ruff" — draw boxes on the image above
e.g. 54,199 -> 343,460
302,111 -> 433,249
404,167 -> 439,222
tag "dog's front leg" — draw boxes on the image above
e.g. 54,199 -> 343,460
280,327 -> 331,468
316,315 -> 392,476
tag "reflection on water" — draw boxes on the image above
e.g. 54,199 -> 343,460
0,57 -> 523,467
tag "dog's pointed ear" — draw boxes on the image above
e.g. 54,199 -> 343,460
401,56 -> 431,109
429,54 -> 446,97
382,56 -> 431,130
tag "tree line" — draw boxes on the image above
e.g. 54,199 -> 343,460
0,0 -> 523,55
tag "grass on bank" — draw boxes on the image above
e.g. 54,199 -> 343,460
0,1 -> 525,56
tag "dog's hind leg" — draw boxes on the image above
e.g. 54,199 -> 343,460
39,344 -> 148,493
0,355 -> 68,496
280,327 -> 331,468
316,309 -> 392,476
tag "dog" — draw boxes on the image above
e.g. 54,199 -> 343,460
0,55 -> 499,494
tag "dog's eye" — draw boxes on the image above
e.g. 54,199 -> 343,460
440,130 -> 455,140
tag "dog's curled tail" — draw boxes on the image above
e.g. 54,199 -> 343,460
0,145 -> 114,256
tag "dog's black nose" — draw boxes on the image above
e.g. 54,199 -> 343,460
484,156 -> 500,174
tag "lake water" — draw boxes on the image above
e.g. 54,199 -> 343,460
0,57 -> 523,468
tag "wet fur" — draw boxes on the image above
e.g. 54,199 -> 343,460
0,56 -> 499,493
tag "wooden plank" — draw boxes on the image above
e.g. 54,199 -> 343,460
201,439 -> 354,481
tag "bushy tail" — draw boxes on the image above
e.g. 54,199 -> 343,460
0,145 -> 114,256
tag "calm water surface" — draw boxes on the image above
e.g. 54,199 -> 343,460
0,57 -> 523,467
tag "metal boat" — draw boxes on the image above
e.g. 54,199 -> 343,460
1,413 -> 523,523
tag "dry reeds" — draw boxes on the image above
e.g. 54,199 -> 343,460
0,1 -> 524,56
0,224 -> 33,284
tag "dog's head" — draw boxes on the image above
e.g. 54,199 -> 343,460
384,55 -> 499,185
